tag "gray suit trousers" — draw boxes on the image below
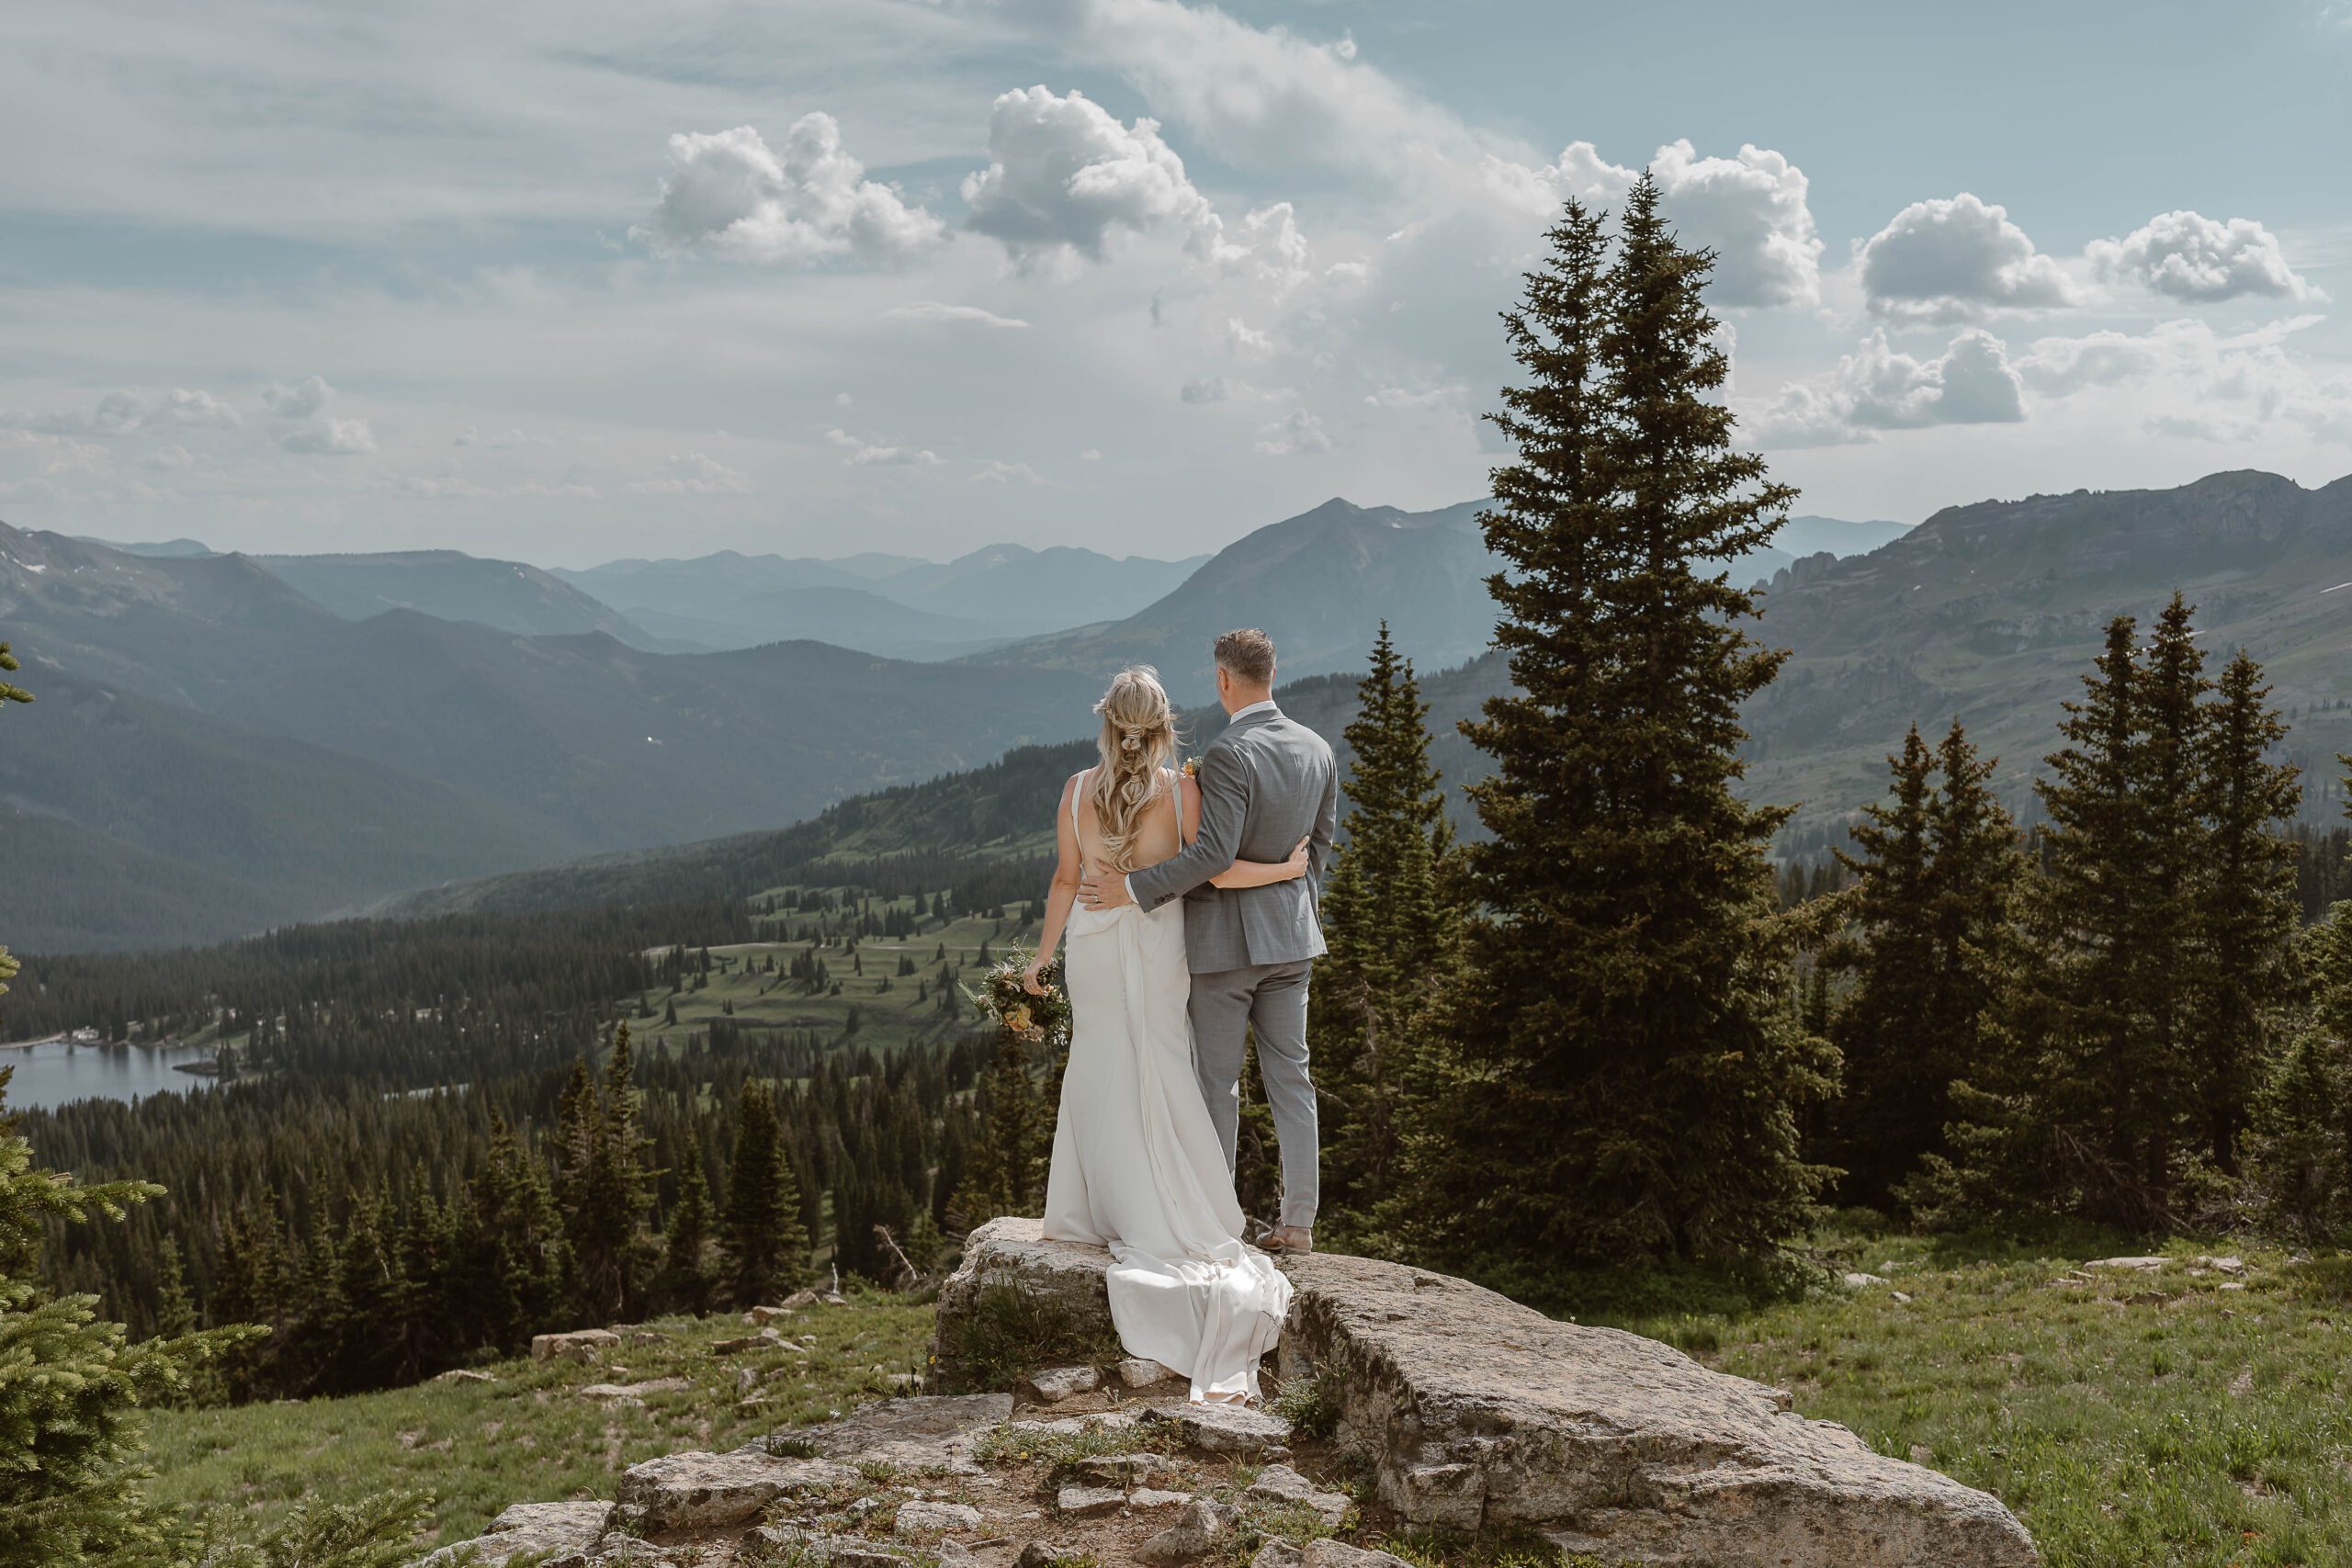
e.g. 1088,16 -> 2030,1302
1190,959 -> 1317,1229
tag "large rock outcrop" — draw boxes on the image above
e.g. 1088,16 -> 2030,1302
935,1218 -> 2037,1568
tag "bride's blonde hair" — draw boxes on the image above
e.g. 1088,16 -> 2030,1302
1088,666 -> 1179,873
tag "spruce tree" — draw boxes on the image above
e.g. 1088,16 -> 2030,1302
658,1147 -> 719,1315
571,1022 -> 656,1322
1311,623 -> 1457,1238
721,1082 -> 809,1306
1417,178 -> 1830,1268
1826,726 -> 1938,1201
2019,615 -> 2157,1222
0,1064 -> 256,1562
2197,649 -> 2301,1173
2130,593 -> 2213,1199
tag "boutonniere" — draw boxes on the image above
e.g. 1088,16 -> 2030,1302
1181,757 -> 1200,779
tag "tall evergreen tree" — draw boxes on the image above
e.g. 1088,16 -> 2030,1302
1312,623 -> 1458,1238
721,1082 -> 808,1306
1826,726 -> 1939,1201
657,1147 -> 718,1315
2130,593 -> 2214,1198
1415,177 -> 1831,1269
2197,649 -> 2302,1173
570,1022 -> 657,1322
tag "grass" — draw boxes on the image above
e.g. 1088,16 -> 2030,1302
143,1295 -> 934,1551
1605,1225 -> 2352,1568
932,1277 -> 1125,1394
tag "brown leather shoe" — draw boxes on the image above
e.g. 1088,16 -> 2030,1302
1261,1224 -> 1313,1255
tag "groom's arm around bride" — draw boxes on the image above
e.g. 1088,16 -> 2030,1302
1080,628 -> 1337,1248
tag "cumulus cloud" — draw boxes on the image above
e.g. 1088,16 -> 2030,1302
635,115 -> 945,267
962,86 -> 1233,270
2086,210 -> 2324,303
824,428 -> 939,467
1037,0 -> 1476,177
2013,315 -> 2352,444
141,443 -> 197,470
1254,409 -> 1332,455
5,386 -> 246,436
627,451 -> 754,494
880,301 -> 1032,328
1541,140 -> 1823,307
973,458 -> 1046,485
1747,328 -> 2027,447
278,416 -> 377,455
2014,329 -> 2167,394
262,375 -> 334,420
1856,194 -> 2079,321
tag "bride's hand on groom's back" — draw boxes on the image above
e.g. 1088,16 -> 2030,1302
1283,836 -> 1310,880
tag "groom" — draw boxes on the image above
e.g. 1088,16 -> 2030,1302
1079,628 -> 1338,1254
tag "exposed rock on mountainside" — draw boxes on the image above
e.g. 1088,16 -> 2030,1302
938,1220 -> 2039,1567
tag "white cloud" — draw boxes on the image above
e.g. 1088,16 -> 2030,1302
2086,210 -> 2325,303
627,450 -> 754,494
881,301 -> 1032,328
1856,194 -> 2080,321
634,115 -> 945,267
2015,329 -> 2167,394
6,385 -> 247,435
1747,327 -> 2027,447
824,428 -> 940,467
1254,408 -> 1332,455
1227,318 -> 1273,354
2015,316 -> 2352,444
1041,0 -> 1475,177
278,415 -> 377,455
261,375 -> 334,420
1543,140 -> 1823,308
962,86 -> 1232,271
973,458 -> 1046,485
141,443 -> 196,470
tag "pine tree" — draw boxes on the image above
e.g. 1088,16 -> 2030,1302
1413,178 -> 1831,1268
2129,593 -> 2213,1200
571,1021 -> 657,1322
1825,726 -> 1939,1201
658,1147 -> 719,1315
721,1082 -> 808,1306
0,1064 -> 257,1562
2018,615 -> 2159,1222
2198,649 -> 2301,1174
1311,623 -> 1457,1238
951,1035 -> 1043,1224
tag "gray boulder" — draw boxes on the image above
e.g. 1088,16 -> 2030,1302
772,1392 -> 1013,1473
943,1219 -> 2038,1567
616,1450 -> 855,1532
413,1500 -> 612,1565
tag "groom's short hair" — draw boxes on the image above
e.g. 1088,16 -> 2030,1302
1214,628 -> 1276,686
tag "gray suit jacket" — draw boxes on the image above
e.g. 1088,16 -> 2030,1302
1127,705 -> 1339,974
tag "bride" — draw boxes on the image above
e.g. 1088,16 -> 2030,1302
1023,666 -> 1308,1403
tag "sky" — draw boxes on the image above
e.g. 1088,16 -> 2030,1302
2,0 -> 2349,568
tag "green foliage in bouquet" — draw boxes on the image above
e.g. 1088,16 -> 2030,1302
951,951 -> 1070,1227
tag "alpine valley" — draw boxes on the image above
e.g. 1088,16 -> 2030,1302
7,468 -> 2352,952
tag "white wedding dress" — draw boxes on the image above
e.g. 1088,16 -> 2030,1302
1042,770 -> 1294,1403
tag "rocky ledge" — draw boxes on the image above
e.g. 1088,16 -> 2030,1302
935,1218 -> 2038,1568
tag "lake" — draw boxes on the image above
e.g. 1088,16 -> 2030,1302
0,1039 -> 221,1111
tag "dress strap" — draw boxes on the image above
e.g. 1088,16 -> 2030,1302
1169,767 -> 1190,848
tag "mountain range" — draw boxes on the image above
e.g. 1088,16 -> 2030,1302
36,475 -> 2337,954
553,543 -> 1209,660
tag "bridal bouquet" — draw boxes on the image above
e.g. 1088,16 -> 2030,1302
969,950 -> 1071,1049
